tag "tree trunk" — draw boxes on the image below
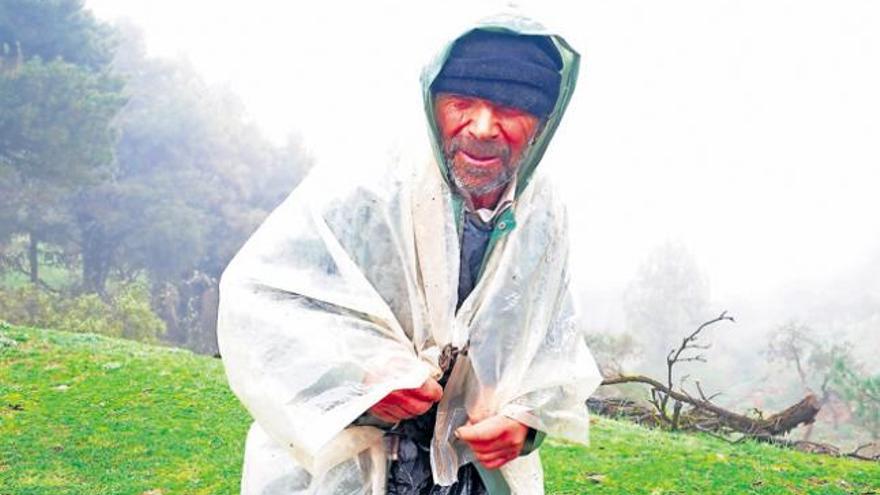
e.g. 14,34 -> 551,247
801,422 -> 815,441
28,231 -> 39,284
79,218 -> 112,297
153,281 -> 183,344
81,242 -> 111,296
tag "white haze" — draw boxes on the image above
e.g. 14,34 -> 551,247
87,0 -> 880,393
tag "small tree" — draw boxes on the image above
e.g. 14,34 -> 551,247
766,321 -> 854,438
832,358 -> 880,440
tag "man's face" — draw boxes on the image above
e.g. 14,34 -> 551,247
434,92 -> 541,199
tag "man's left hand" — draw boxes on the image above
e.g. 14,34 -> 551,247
455,415 -> 529,470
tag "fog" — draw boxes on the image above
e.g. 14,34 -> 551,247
84,0 -> 880,446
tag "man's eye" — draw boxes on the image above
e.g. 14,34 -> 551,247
452,99 -> 474,110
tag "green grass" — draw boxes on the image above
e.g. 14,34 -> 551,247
0,323 -> 250,495
1,323 -> 878,495
543,423 -> 879,494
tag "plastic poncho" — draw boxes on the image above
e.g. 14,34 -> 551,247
217,12 -> 602,495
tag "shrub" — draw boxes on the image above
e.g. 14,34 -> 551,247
0,283 -> 165,343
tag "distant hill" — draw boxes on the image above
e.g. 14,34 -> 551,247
1,323 -> 878,494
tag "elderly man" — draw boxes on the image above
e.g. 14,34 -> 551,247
217,13 -> 601,495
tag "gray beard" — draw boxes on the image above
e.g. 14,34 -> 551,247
448,163 -> 515,197
443,136 -> 515,198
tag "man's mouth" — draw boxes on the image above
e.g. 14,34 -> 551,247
458,150 -> 501,166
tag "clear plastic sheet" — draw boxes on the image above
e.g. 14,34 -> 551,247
217,11 -> 602,495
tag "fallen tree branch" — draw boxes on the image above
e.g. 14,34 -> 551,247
847,442 -> 880,461
598,311 -> 820,438
601,374 -> 820,436
591,311 -> 880,461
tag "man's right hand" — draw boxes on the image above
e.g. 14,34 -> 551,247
368,378 -> 443,423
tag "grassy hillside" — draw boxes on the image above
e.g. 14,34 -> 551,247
1,323 -> 878,495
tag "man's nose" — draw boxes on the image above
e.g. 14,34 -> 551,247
467,105 -> 499,140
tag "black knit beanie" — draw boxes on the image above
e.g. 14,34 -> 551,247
431,29 -> 563,118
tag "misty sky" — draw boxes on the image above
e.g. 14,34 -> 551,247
86,0 -> 880,337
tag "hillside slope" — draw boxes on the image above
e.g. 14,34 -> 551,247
1,323 -> 878,494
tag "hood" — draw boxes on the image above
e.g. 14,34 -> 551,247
420,13 -> 581,199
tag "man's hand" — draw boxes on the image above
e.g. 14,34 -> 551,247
455,415 -> 529,470
368,378 -> 443,423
